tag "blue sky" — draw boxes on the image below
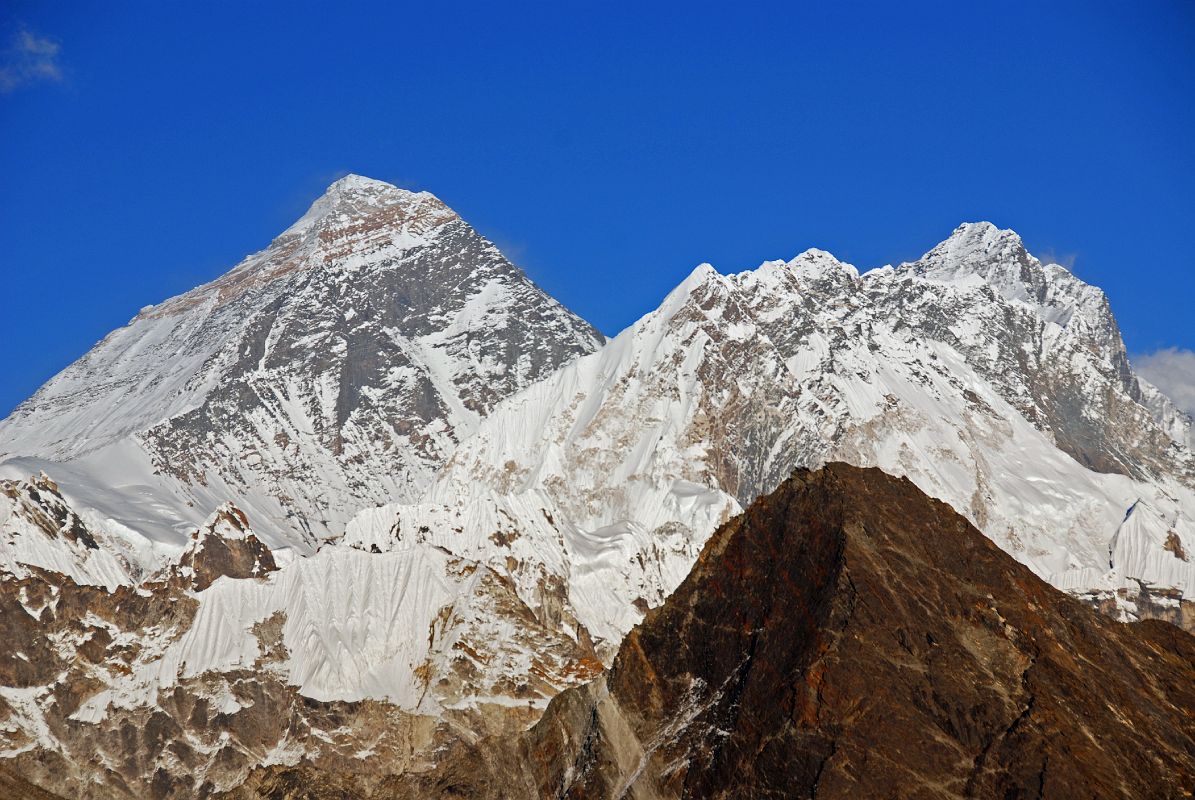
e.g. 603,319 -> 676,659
1,1 -> 1193,415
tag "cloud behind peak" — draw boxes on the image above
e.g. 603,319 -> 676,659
1134,347 -> 1195,415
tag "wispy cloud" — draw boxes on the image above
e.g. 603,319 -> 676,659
0,29 -> 63,94
1134,347 -> 1195,415
1036,247 -> 1077,270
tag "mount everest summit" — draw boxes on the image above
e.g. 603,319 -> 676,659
0,176 -> 1193,797
0,174 -> 602,560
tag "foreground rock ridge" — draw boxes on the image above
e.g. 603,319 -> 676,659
264,464 -> 1192,799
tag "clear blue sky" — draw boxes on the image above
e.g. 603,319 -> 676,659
2,1 -> 1193,416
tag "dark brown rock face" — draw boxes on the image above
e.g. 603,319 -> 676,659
0,763 -> 65,799
177,504 -> 278,591
515,464 -> 1195,799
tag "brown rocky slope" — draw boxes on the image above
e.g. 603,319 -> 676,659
521,463 -> 1195,798
234,463 -> 1195,798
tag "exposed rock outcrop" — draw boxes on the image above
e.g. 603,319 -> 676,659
174,504 -> 277,591
0,474 -> 137,589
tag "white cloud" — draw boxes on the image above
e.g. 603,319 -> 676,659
1035,248 -> 1077,270
0,29 -> 63,94
1134,347 -> 1195,415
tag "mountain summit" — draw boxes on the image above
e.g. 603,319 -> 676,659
274,174 -> 456,244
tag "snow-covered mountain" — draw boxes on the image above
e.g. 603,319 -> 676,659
0,175 -> 602,558
428,222 -> 1195,646
2,202 -> 1194,797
